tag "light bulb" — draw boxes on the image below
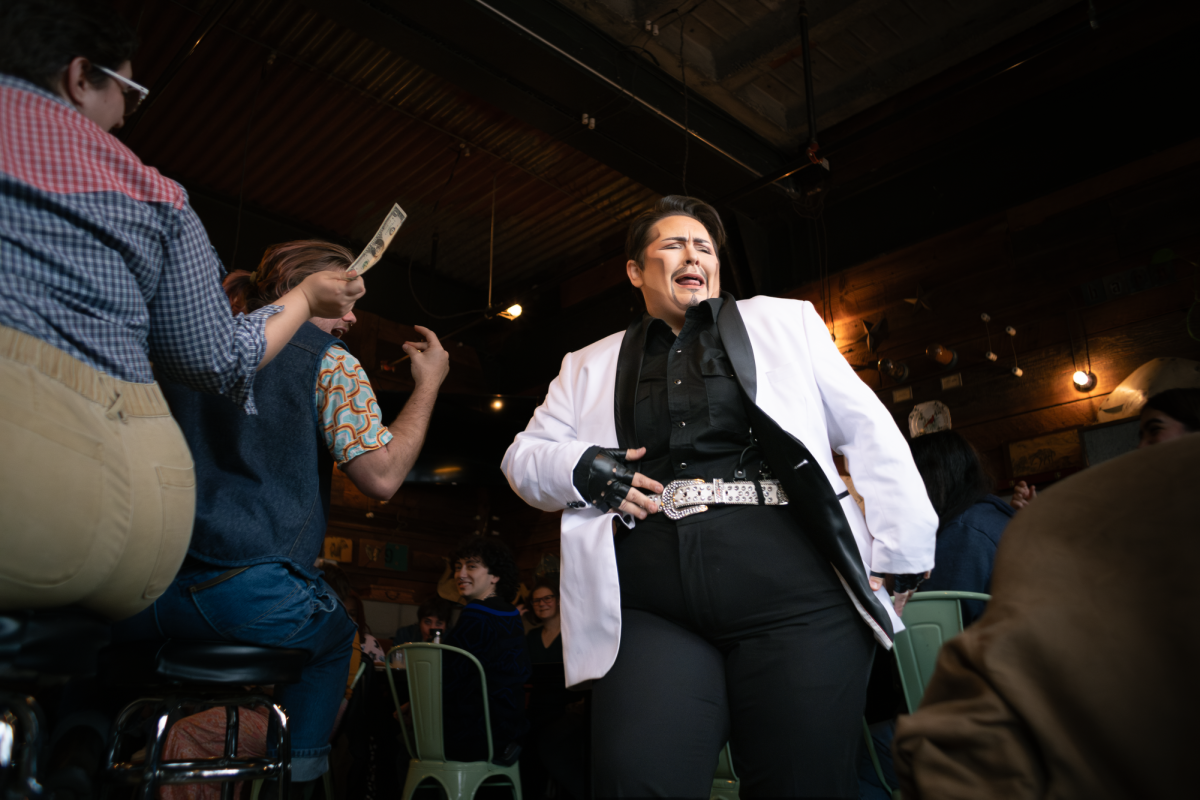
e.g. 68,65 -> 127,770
1072,370 -> 1096,391
491,399 -> 504,410
499,304 -> 522,320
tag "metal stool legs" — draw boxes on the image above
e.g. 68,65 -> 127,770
1,693 -> 46,799
105,693 -> 289,799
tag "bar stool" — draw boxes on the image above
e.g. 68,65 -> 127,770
98,640 -> 308,800
1,608 -> 111,799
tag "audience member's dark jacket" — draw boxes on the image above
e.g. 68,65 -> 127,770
921,495 -> 1013,624
442,596 -> 531,762
895,436 -> 1200,799
525,629 -> 570,728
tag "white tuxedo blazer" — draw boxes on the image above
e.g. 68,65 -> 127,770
502,296 -> 938,687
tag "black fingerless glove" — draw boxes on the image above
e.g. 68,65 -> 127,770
870,571 -> 927,594
572,446 -> 638,511
892,573 -> 926,594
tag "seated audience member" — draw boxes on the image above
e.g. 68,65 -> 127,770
1138,387 -> 1200,446
441,536 -> 531,764
908,430 -> 1012,626
0,0 -> 360,619
157,565 -> 372,800
522,577 -> 575,799
114,240 -> 449,792
1011,387 -> 1200,510
394,595 -> 452,644
894,435 -> 1200,798
860,430 -> 1011,798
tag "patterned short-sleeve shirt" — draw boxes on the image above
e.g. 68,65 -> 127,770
315,344 -> 393,465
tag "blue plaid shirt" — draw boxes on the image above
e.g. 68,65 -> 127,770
0,74 -> 277,413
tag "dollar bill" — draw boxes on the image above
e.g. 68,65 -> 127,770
348,203 -> 407,275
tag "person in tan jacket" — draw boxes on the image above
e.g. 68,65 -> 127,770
893,433 -> 1200,798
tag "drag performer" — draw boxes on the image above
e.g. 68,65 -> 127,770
502,196 -> 938,797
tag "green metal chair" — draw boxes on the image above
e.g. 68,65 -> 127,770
385,642 -> 522,800
860,590 -> 993,800
710,741 -> 739,800
893,591 -> 992,713
861,718 -> 901,800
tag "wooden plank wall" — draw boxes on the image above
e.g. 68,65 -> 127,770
324,464 -> 563,606
783,138 -> 1200,484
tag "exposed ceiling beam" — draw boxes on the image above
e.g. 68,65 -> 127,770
297,0 -> 791,202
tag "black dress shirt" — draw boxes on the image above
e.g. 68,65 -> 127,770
571,299 -> 766,521
633,298 -> 764,489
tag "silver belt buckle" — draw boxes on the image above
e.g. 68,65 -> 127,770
659,478 -> 709,521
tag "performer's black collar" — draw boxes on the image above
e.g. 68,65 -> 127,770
616,294 -> 754,450
644,296 -> 724,344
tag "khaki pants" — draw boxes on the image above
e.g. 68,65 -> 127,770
0,326 -> 195,620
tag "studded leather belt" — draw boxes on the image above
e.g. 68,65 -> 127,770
644,478 -> 789,521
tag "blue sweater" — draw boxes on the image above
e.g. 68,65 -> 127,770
920,495 -> 1014,626
442,597 -> 531,762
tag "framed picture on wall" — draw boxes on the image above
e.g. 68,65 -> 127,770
1008,430 -> 1084,479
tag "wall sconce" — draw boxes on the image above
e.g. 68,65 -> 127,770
1072,370 -> 1097,391
878,358 -> 909,382
498,304 -> 522,320
926,343 -> 957,368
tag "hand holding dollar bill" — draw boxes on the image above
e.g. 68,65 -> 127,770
347,203 -> 407,276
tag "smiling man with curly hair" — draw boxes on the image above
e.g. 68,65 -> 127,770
439,536 -> 530,765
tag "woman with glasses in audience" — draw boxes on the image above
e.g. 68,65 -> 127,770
0,0 -> 361,620
527,579 -> 563,664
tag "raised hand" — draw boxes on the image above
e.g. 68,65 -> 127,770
299,269 -> 364,320
403,325 -> 450,391
1011,481 -> 1037,511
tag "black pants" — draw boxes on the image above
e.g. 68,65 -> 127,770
592,506 -> 876,799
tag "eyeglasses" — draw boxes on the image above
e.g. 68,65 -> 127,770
95,65 -> 149,117
531,596 -> 557,606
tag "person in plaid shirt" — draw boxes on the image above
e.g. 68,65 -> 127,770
0,0 -> 362,619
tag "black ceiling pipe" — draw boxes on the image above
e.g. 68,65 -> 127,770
120,0 -> 237,138
798,0 -> 818,157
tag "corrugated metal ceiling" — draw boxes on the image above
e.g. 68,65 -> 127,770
114,0 -> 661,291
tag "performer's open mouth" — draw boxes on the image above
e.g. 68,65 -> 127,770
675,273 -> 706,289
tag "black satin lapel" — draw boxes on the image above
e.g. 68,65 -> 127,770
613,316 -> 647,450
715,293 -> 757,404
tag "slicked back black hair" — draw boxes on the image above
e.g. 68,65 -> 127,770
0,0 -> 138,93
625,195 -> 726,268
